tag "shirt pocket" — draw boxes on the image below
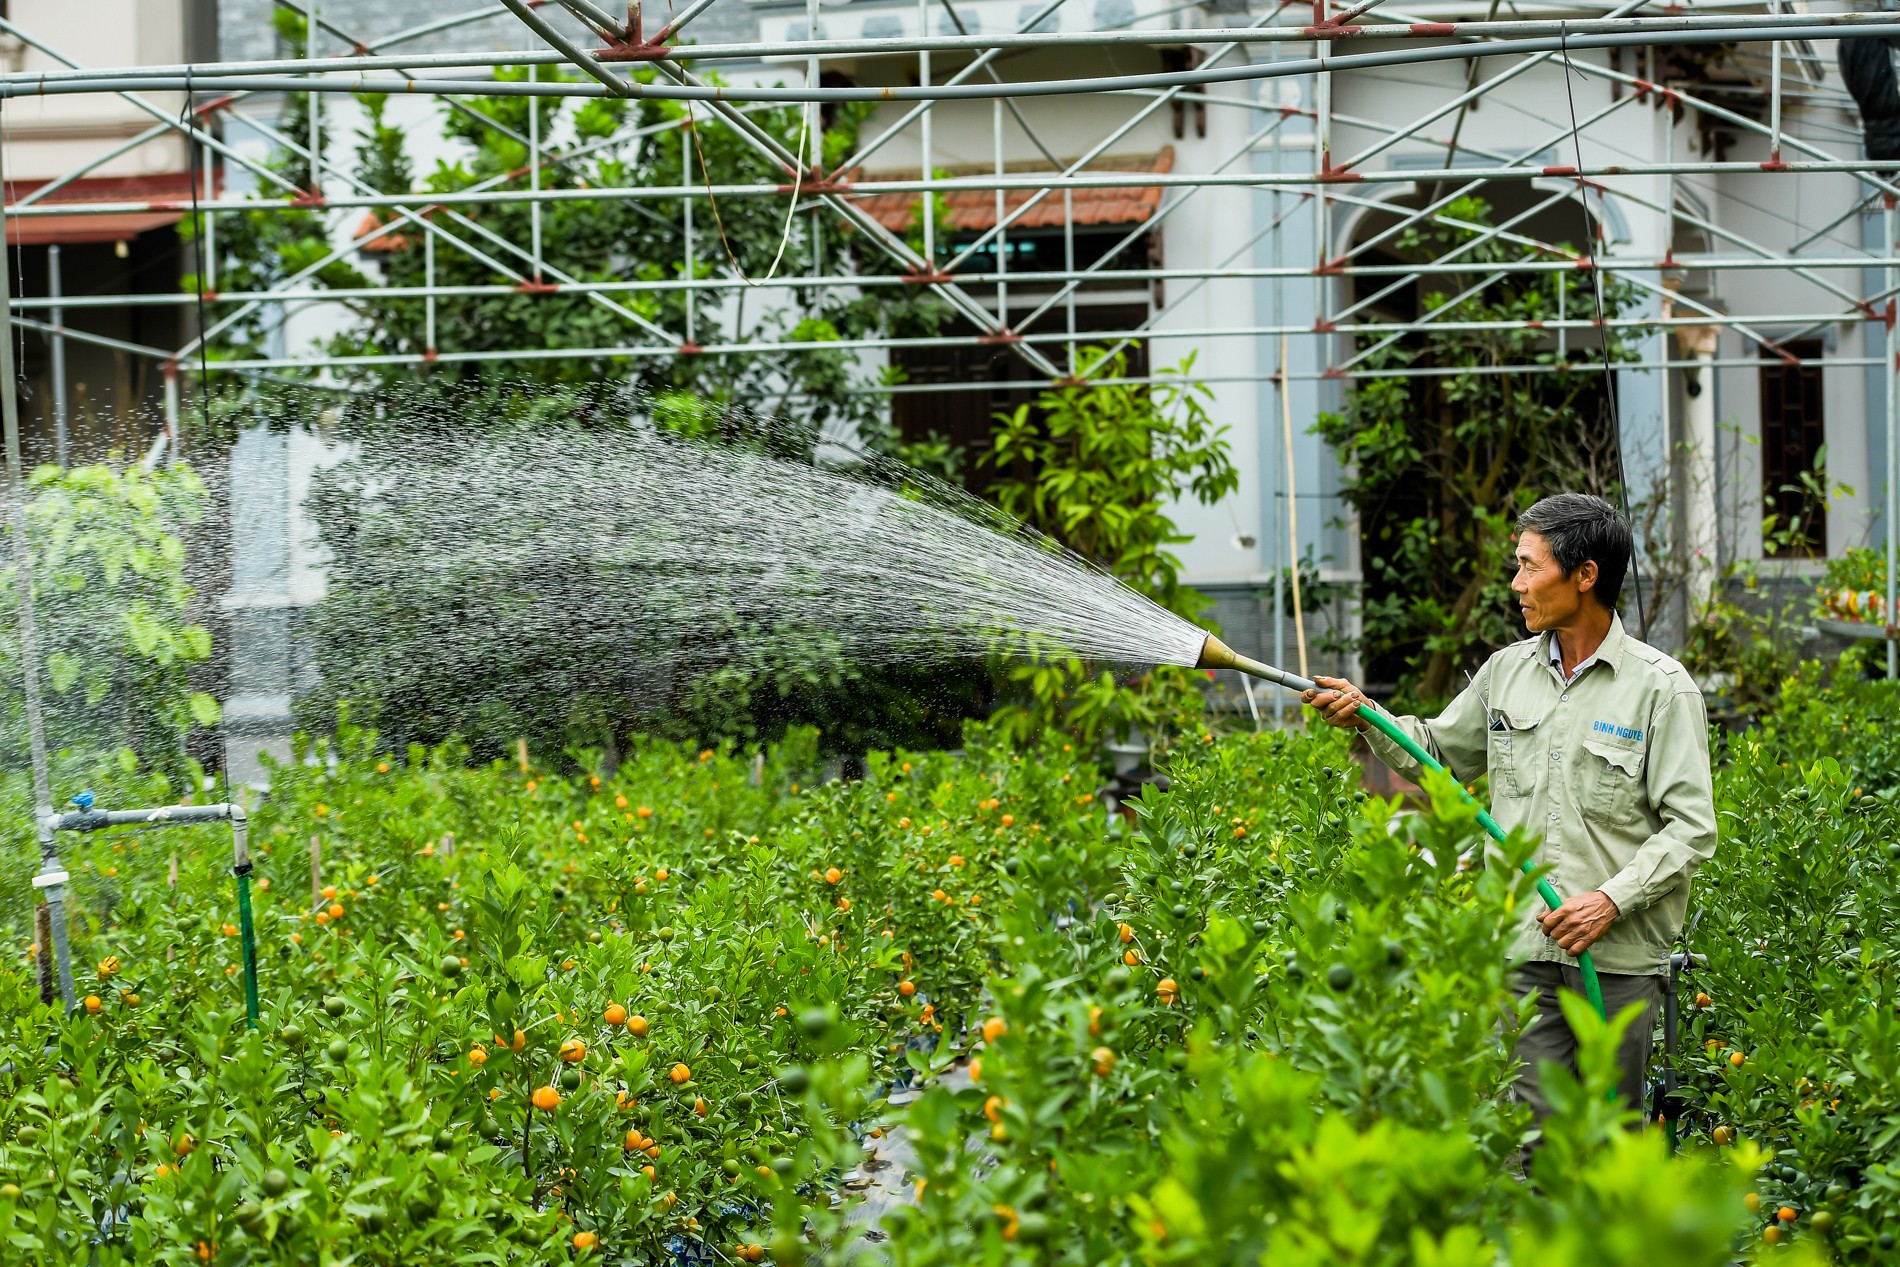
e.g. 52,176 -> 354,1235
1579,739 -> 1646,824
1487,710 -> 1542,798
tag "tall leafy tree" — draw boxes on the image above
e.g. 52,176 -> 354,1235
984,348 -> 1238,751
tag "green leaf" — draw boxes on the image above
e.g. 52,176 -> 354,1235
45,651 -> 78,694
188,693 -> 222,727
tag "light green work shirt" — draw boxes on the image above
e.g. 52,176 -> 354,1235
1361,612 -> 1718,977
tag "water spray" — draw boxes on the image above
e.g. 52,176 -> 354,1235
1195,633 -> 1609,1020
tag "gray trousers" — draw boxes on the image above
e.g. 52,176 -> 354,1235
1513,963 -> 1662,1160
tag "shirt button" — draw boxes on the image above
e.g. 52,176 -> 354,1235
1548,812 -> 1559,822
1551,752 -> 1562,761
1560,694 -> 1569,702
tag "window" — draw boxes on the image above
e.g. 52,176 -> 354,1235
947,227 -> 1156,287
1758,339 -> 1826,556
891,304 -> 1151,492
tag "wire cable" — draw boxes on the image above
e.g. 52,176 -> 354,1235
684,98 -> 810,288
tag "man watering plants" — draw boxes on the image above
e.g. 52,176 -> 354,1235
1300,493 -> 1718,1165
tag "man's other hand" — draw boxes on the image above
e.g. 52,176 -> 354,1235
1301,676 -> 1372,731
1537,890 -> 1620,956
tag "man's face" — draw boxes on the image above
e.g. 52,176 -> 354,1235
1511,530 -> 1592,632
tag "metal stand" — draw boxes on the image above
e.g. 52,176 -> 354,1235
30,817 -> 77,1011
44,801 -> 257,1026
1653,941 -> 1707,1151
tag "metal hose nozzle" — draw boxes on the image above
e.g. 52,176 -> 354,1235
1195,632 -> 1318,694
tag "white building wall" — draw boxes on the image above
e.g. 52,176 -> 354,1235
1,0 -> 194,183
1703,101 -> 1878,566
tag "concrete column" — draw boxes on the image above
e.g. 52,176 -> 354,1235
220,424 -> 295,785
1677,323 -> 1721,606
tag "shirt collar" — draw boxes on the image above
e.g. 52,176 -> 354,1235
1527,611 -> 1627,676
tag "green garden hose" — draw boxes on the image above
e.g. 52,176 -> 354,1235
1197,634 -> 1609,1021
231,810 -> 260,1029
235,870 -> 260,1029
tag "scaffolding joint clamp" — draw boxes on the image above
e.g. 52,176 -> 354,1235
593,42 -> 672,61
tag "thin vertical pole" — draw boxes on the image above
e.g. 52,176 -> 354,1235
994,97 -> 1007,325
424,225 -> 436,355
1657,280 -> 1673,595
806,0 -> 820,174
1270,34 -> 1287,725
48,243 -> 67,469
1,104 -> 74,1013
682,117 -> 695,346
1768,40 -> 1782,165
310,834 -> 322,906
1886,198 -> 1898,679
1661,69 -> 1679,606
1308,0 -> 1330,686
918,0 -> 933,272
807,0 -> 820,328
1283,332 -> 1309,679
529,62 -> 542,281
203,139 -> 216,295
306,2 -> 321,197
1315,0 -> 1333,272
1557,252 -> 1567,360
1662,91 -> 1675,278
34,904 -> 53,1004
1064,186 -> 1076,372
162,365 -> 179,466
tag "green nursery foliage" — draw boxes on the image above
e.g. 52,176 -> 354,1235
0,691 -> 1894,1263
985,348 -> 1239,754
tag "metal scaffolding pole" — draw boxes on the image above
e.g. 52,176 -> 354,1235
1888,197 -> 1899,679
48,244 -> 66,470
27,9 -> 1900,82
40,15 -> 1900,107
1,104 -> 75,1014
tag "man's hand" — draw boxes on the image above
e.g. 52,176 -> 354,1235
1537,890 -> 1620,956
1300,675 -> 1372,731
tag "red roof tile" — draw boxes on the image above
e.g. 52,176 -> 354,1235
848,147 -> 1173,234
2,172 -> 219,247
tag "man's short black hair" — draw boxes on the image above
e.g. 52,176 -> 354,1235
1516,493 -> 1632,611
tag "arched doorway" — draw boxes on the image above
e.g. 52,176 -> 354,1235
1325,179 -> 1628,701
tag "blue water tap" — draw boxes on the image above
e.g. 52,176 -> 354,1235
71,790 -> 94,811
